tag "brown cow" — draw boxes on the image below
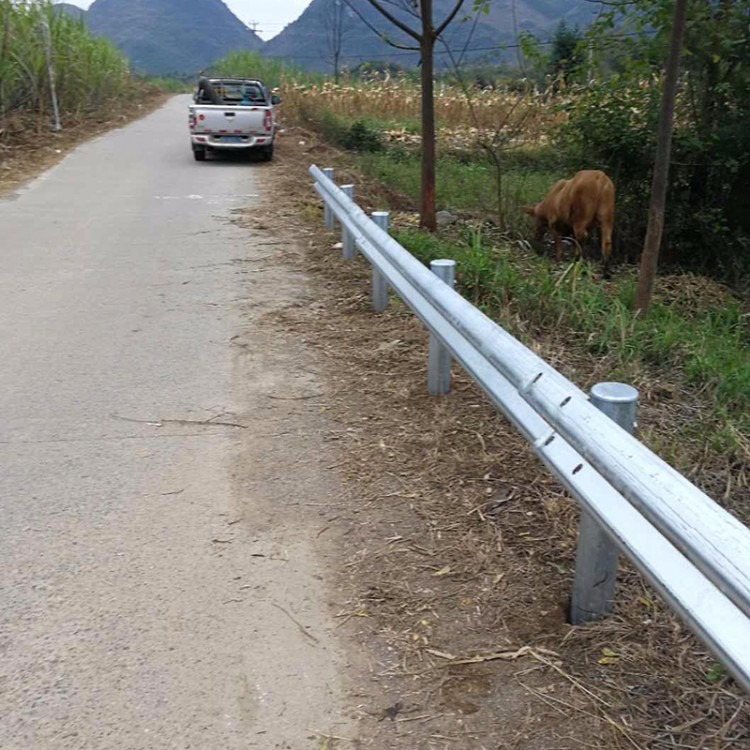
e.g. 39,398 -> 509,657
523,170 -> 615,269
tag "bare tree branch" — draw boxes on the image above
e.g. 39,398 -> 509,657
441,5 -> 480,70
380,0 -> 421,23
435,0 -> 466,39
341,0 -> 421,49
365,0 -> 422,41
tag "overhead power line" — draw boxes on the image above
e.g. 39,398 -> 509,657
261,30 -> 645,63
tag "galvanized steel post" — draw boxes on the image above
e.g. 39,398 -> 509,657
322,168 -> 335,229
341,185 -> 355,258
427,259 -> 456,395
570,382 -> 639,625
371,211 -> 390,311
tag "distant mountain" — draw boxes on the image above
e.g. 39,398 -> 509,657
85,0 -> 263,75
263,0 -> 598,72
54,2 -> 86,19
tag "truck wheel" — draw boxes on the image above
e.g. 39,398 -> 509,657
261,144 -> 274,162
193,148 -> 206,162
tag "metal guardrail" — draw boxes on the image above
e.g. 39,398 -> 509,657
310,164 -> 750,692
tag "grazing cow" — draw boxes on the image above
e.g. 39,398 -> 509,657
523,170 -> 615,269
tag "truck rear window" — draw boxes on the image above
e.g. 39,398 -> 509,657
202,82 -> 267,105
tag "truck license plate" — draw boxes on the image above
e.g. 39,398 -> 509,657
223,135 -> 242,143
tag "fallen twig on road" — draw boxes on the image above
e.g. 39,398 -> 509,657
271,601 -> 320,644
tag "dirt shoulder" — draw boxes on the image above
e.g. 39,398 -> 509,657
249,127 -> 750,750
0,92 -> 170,196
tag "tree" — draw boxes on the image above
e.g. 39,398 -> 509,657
324,0 -> 352,83
566,0 -> 750,277
548,21 -> 583,86
634,0 -> 688,312
352,0 -> 469,231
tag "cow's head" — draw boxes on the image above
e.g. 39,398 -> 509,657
522,203 -> 547,241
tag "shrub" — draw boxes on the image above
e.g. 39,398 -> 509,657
559,0 -> 750,281
341,119 -> 383,152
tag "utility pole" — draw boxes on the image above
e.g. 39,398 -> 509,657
39,18 -> 62,132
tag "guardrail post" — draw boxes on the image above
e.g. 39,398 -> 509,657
371,211 -> 390,311
322,168 -> 335,229
427,259 -> 456,396
570,382 -> 639,625
341,184 -> 355,258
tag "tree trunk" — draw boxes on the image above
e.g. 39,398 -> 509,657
420,31 -> 437,231
634,0 -> 688,314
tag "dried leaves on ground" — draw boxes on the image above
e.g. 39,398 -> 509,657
234,124 -> 750,749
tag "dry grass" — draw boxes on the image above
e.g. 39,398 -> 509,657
248,128 -> 750,749
280,75 -> 566,145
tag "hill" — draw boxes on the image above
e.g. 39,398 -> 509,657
85,0 -> 263,75
53,3 -> 86,20
262,0 -> 598,72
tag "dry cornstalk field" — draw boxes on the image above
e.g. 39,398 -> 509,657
280,75 -> 567,145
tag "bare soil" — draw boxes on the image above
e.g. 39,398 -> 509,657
245,126 -> 750,750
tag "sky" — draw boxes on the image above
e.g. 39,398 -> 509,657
58,0 -> 312,40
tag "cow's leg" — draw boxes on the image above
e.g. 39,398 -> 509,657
600,218 -> 613,277
572,222 -> 588,260
552,230 -> 563,261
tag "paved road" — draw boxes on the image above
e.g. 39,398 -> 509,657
0,97 -> 350,749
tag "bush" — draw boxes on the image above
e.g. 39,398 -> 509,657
559,1 -> 750,282
341,119 -> 383,152
302,108 -> 383,153
208,50 -> 311,90
560,71 -> 750,278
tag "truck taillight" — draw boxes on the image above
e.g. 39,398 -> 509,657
264,110 -> 272,132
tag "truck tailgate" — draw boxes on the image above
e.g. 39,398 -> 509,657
191,105 -> 267,135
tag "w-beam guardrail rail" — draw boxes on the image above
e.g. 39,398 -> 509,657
310,164 -> 750,692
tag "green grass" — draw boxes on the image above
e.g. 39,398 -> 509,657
394,226 -> 750,455
0,0 -> 132,121
295,93 -> 750,460
143,76 -> 191,93
359,150 -> 559,235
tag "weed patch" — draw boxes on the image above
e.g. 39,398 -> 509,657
394,227 -> 750,459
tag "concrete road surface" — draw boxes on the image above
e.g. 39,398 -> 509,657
0,97 -> 352,749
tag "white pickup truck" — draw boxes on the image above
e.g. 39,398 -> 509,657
188,77 -> 281,162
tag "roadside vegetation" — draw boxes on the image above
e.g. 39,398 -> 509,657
208,50 -> 319,91
0,1 -> 169,192
244,1 -> 750,491
0,0 -> 133,127
258,114 -> 750,496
